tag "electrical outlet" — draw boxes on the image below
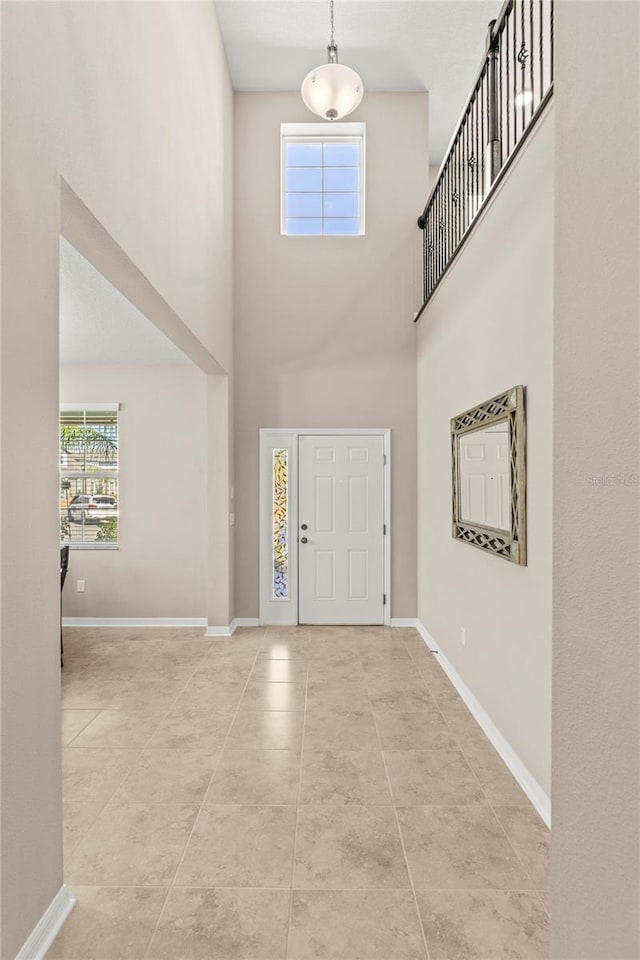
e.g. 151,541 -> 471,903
76,579 -> 86,593
461,626 -> 467,647
229,513 -> 235,526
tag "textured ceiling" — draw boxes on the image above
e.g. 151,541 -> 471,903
59,238 -> 190,365
215,0 -> 501,162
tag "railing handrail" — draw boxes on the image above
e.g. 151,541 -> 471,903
418,0 -> 515,228
416,0 -> 554,311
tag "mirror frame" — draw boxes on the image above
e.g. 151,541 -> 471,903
451,385 -> 527,565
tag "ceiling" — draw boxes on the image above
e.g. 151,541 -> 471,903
59,238 -> 190,365
215,0 -> 501,163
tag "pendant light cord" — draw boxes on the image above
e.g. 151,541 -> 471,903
330,0 -> 335,45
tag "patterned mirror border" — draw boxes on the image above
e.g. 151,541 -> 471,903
451,385 -> 527,565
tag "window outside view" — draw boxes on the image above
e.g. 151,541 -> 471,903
60,407 -> 119,547
284,135 -> 363,236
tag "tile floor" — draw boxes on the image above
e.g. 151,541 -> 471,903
51,625 -> 550,960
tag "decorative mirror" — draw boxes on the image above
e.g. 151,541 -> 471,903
451,385 -> 526,565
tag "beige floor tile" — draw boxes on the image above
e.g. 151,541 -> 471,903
62,709 -> 100,746
306,659 -> 365,681
172,679 -> 244,713
240,680 -> 306,711
438,704 -> 491,746
63,801 -> 103,857
258,631 -> 309,660
304,708 -> 379,750
227,709 -> 304,749
305,637 -> 361,660
367,679 -> 435,712
258,638 -> 309,660
147,887 -> 289,960
66,802 -> 198,885
305,679 -> 371,711
175,804 -> 296,887
288,890 -> 427,960
384,749 -> 487,805
300,750 -> 391,804
397,805 -> 531,890
135,661 -> 202,682
206,636 -> 262,657
147,705 -> 233,751
409,652 -> 447,679
294,804 -> 410,889
63,748 -> 139,802
47,886 -> 168,960
375,711 -> 458,751
493,806 -> 550,889
112,749 -> 218,803
158,638 -> 213,659
62,678 -> 125,709
361,658 -> 424,681
109,679 -> 186,712
417,889 -> 550,959
207,748 -> 301,804
251,658 -> 308,682
71,710 -> 163,749
356,644 -> 412,661
425,676 -> 465,707
462,742 -> 529,805
194,658 -> 255,681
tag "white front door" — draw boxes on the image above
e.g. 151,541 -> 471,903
298,434 -> 385,624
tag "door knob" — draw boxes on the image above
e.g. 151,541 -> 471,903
300,536 -> 308,544
301,523 -> 308,530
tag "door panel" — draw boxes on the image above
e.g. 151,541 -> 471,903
459,424 -> 510,531
298,435 -> 384,624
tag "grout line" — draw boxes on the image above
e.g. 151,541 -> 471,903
405,644 -> 546,891
62,643 -> 218,871
56,881 -> 547,892
63,632 -> 263,960
285,654 -> 309,959
365,637 -> 432,960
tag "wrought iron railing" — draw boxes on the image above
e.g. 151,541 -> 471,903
416,0 -> 554,315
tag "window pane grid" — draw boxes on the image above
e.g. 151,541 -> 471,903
60,407 -> 119,548
284,135 -> 363,236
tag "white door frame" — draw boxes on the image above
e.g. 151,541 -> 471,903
259,428 -> 391,626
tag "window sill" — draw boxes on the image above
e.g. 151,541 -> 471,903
62,543 -> 119,551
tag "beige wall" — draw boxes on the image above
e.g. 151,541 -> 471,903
60,365 -> 208,619
552,3 -> 639,957
234,91 -> 428,620
417,108 -> 554,800
0,4 -> 233,954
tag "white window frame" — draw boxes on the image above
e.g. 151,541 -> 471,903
60,402 -> 120,551
280,122 -> 366,237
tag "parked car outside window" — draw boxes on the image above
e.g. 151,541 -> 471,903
68,494 -> 118,524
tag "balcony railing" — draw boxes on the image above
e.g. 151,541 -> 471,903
416,0 -> 554,317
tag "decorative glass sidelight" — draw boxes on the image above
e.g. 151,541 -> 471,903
272,448 -> 289,599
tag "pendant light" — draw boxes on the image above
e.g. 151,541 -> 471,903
301,0 -> 364,121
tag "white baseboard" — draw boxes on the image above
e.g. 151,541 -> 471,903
235,618 -> 260,628
205,619 -> 237,637
62,617 -> 207,628
414,619 -> 440,652
417,620 -> 551,828
390,618 -> 419,628
16,884 -> 76,960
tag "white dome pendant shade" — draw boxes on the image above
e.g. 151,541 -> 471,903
301,3 -> 364,121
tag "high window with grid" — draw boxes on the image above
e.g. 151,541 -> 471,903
281,122 -> 365,237
60,404 -> 119,548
